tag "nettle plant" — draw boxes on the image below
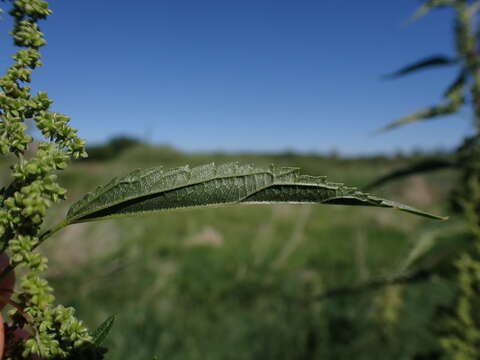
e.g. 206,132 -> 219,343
0,0 -> 444,359
367,0 -> 480,357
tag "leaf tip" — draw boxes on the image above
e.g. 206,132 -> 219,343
92,314 -> 116,346
372,125 -> 394,135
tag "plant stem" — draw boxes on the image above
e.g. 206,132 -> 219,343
36,220 -> 70,250
0,220 -> 69,283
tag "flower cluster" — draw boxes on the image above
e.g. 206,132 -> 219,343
0,0 -> 97,358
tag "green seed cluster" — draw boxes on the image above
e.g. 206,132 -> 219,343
0,0 -> 97,358
15,303 -> 92,358
441,251 -> 480,359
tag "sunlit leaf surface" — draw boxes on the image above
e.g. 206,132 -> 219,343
67,163 -> 446,223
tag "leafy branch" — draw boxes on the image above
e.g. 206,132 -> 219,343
373,1 -> 480,357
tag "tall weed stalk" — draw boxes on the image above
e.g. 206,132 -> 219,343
373,0 -> 480,356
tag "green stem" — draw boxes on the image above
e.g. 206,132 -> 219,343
36,220 -> 70,250
456,2 -> 480,130
0,220 -> 69,282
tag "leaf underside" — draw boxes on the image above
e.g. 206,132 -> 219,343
66,163 -> 446,223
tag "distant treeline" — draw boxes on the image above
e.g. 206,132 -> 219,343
84,136 -> 454,162
84,136 -> 143,161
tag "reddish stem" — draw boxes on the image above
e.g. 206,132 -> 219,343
0,313 -> 4,359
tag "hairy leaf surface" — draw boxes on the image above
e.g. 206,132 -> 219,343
66,163 -> 445,223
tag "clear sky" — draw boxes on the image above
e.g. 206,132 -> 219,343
0,0 -> 474,155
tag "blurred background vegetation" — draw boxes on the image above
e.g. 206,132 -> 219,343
3,0 -> 480,358
1,138 -> 462,359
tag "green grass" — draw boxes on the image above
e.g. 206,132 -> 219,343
25,145 -> 460,359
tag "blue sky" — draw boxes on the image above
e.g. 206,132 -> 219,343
0,0 -> 474,155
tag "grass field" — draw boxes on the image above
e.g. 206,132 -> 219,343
5,144 -> 463,359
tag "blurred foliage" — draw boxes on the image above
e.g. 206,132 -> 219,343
85,136 -> 142,161
21,144 -> 457,360
372,0 -> 480,358
1,0 -> 477,358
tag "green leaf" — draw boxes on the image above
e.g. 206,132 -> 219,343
92,315 -> 115,346
383,55 -> 457,79
379,100 -> 463,132
444,69 -> 467,100
66,163 -> 446,223
398,220 -> 470,274
364,158 -> 455,191
410,0 -> 456,22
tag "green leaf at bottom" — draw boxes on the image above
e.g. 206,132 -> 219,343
92,315 -> 115,346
